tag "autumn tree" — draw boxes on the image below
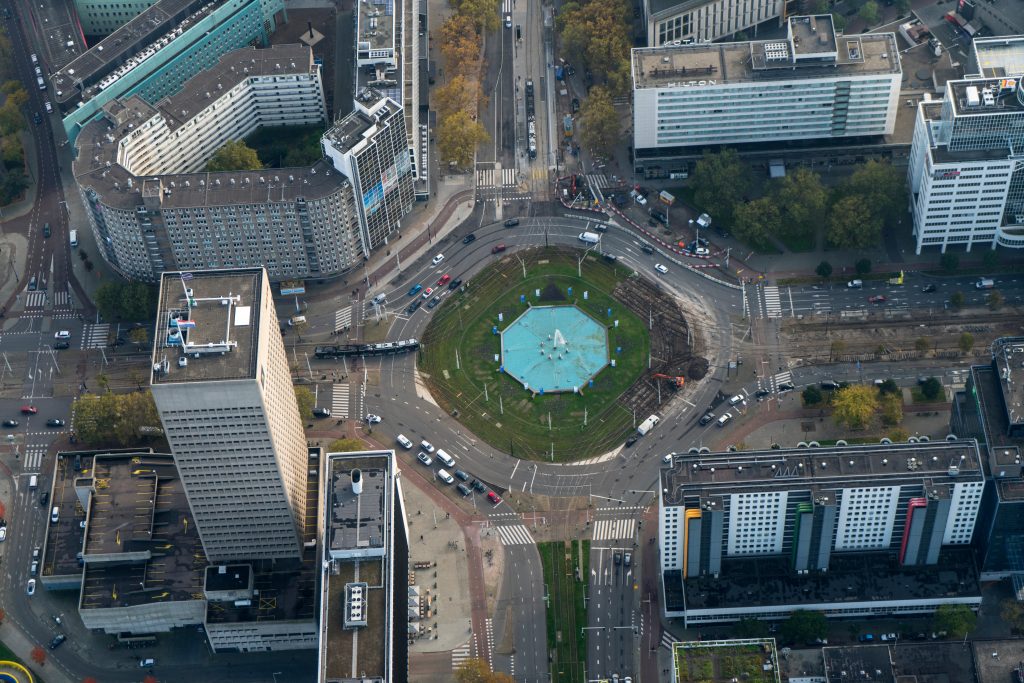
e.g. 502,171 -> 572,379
691,148 -> 752,226
880,392 -> 903,426
206,139 -> 262,172
439,15 -> 480,75
832,384 -> 879,430
950,291 -> 965,309
434,75 -> 478,120
915,337 -> 930,354
556,0 -> 632,95
455,658 -> 514,683
732,197 -> 782,250
72,391 -> 162,447
449,0 -> 498,32
774,168 -> 828,246
31,645 -> 46,666
959,332 -> 975,353
128,327 -> 150,346
1000,599 -> 1024,634
294,386 -> 315,419
987,291 -> 1004,310
438,110 -> 489,169
827,196 -> 882,249
579,86 -> 620,159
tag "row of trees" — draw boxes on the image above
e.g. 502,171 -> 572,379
435,0 -> 491,168
689,150 -> 906,251
803,376 -> 945,431
72,391 -> 162,447
556,0 -> 632,96
0,78 -> 29,205
94,280 -> 159,322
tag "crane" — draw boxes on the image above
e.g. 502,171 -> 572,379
651,373 -> 685,389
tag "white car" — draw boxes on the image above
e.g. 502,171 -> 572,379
0,526 -> 6,542
431,253 -> 445,266
365,414 -> 382,424
422,287 -> 434,299
26,579 -> 36,595
416,451 -> 433,466
420,440 -> 435,453
693,246 -> 710,256
654,263 -> 668,274
54,330 -> 71,339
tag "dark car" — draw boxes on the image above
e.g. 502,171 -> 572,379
43,223 -> 51,238
54,340 -> 70,349
2,419 -> 18,428
571,98 -> 580,113
39,491 -> 49,507
32,112 -> 42,125
454,470 -> 470,482
46,419 -> 65,428
448,278 -> 462,290
504,218 -> 520,228
406,300 -> 422,314
778,383 -> 794,393
921,284 -> 936,293
754,389 -> 770,398
426,296 -> 441,309
820,380 -> 839,390
698,413 -> 714,426
49,634 -> 67,650
641,244 -> 654,254
312,407 -> 331,418
462,233 -> 476,244
470,479 -> 486,493
624,435 -> 638,447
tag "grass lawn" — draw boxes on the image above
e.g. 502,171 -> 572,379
539,541 -> 588,683
244,124 -> 324,168
420,248 -> 649,461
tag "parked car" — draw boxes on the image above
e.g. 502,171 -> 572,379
624,435 -> 638,447
454,470 -> 470,482
0,527 -> 6,542
698,413 -> 714,426
471,479 -> 486,493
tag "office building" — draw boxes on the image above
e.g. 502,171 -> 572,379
646,0 -> 785,47
318,450 -> 408,683
53,0 -> 285,145
73,45 -> 372,283
658,441 -> 985,624
632,15 -> 901,158
322,91 -> 415,254
907,36 -> 1024,254
150,268 -> 308,563
74,0 -> 159,37
951,337 -> 1024,582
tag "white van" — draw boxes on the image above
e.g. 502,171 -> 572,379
436,469 -> 454,485
716,413 -> 732,427
435,449 -> 455,468
69,229 -> 78,247
396,434 -> 413,449
51,506 -> 60,524
578,231 -> 600,244
29,475 -> 38,489
139,658 -> 155,668
289,315 -> 306,326
36,76 -> 46,90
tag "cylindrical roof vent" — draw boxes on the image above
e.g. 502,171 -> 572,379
351,468 -> 363,495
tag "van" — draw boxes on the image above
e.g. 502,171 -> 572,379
976,278 -> 995,290
29,475 -> 38,489
716,413 -> 732,427
578,231 -> 600,244
696,213 -> 712,229
69,230 -> 78,247
436,469 -> 454,485
396,434 -> 413,450
637,414 -> 660,436
139,658 -> 155,668
435,449 -> 455,468
289,315 -> 306,326
31,53 -> 38,65
36,76 -> 46,90
51,506 -> 59,524
847,279 -> 863,289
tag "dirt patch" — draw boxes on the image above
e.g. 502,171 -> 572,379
539,280 -> 567,302
687,357 -> 710,380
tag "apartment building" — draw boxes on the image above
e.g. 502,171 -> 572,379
646,0 -> 784,47
907,36 -> 1024,254
73,45 -> 371,282
632,15 -> 901,159
53,0 -> 285,145
150,268 -> 309,563
74,0 -> 158,36
659,441 -> 985,624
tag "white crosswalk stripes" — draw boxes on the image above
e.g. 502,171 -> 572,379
80,323 -> 110,349
496,524 -> 535,546
53,290 -> 71,307
772,371 -> 792,392
332,383 -> 350,419
593,518 -> 636,542
476,168 -> 518,188
585,173 -> 614,188
763,285 -> 782,318
334,306 -> 352,333
661,631 -> 679,650
24,291 -> 46,307
452,638 -> 476,670
24,445 -> 46,472
485,619 -> 494,667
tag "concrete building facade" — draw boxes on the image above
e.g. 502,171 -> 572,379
74,0 -> 159,36
645,0 -> 784,47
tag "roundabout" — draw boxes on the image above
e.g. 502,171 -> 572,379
500,305 -> 608,394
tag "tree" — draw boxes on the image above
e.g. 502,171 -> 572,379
950,291 -> 965,309
775,168 -> 828,245
987,291 -> 1003,310
1000,599 -> 1024,634
854,258 -> 872,275
438,110 -> 489,169
921,376 -> 943,400
958,332 -> 974,354
294,386 -> 315,419
880,392 -> 903,426
858,0 -> 879,24
879,378 -> 900,395
579,86 -> 620,159
205,139 -> 262,172
780,610 -> 828,645
434,75 -> 478,120
915,337 -> 931,354
439,15 -> 480,75
837,160 -> 906,224
93,281 -> 158,322
732,197 -> 782,250
940,252 -> 959,273
31,645 -> 45,666
733,617 -> 768,638
932,604 -> 976,639
827,196 -> 882,249
691,148 -> 753,227
831,11 -> 847,30
829,340 -> 846,361
128,327 -> 149,346
557,0 -> 632,96
72,391 -> 162,447
802,385 -> 823,406
832,385 -> 879,429
455,658 -> 514,683
895,0 -> 910,13
450,0 -> 499,31
329,438 -> 368,452
811,0 -> 829,11
815,261 -> 833,279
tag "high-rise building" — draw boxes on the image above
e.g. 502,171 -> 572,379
150,268 -> 308,563
632,16 -> 901,159
74,0 -> 159,36
645,0 -> 785,47
907,36 -> 1024,254
659,441 -> 984,624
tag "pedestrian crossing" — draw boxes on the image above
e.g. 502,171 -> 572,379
593,518 -> 636,542
476,168 -> 518,188
771,370 -> 792,392
661,631 -> 679,650
80,323 -> 110,349
53,290 -> 71,307
332,383 -> 350,419
584,173 -> 618,189
763,285 -> 782,318
451,637 -> 478,671
334,306 -> 352,333
24,291 -> 46,307
596,505 -> 644,514
485,618 -> 494,667
24,444 -> 46,472
496,524 -> 535,546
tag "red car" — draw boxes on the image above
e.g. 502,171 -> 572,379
868,295 -> 887,304
20,405 -> 38,415
491,244 -> 507,254
437,274 -> 451,286
487,491 -> 501,505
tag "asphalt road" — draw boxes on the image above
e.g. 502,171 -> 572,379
588,536 -> 640,680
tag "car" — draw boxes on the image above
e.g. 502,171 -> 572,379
847,279 -> 863,288
2,420 -> 17,428
32,112 -> 42,125
438,274 -> 451,286
426,296 -> 441,309
406,300 -> 422,314
420,440 -> 435,453
868,295 -> 887,303
778,383 -> 794,393
491,244 -> 506,254
28,276 -> 37,291
26,579 -> 35,595
49,634 -> 66,650
448,278 -> 462,290
654,263 -> 668,274
422,287 -> 434,299
858,634 -> 874,642
624,435 -> 638,447
39,491 -> 49,506
624,551 -> 632,566
571,97 -> 579,113
462,234 -> 476,244
614,551 -> 622,565
820,380 -> 839,390
43,223 -> 51,238
20,405 -> 38,415
641,244 -> 654,255
431,253 -> 445,266
365,414 -> 382,424
54,330 -> 71,340
689,244 -> 710,255
454,469 -> 470,482
312,407 -> 331,418
46,419 -> 65,428
487,491 -> 501,505
139,658 -> 156,668
728,394 -> 744,406
634,194 -> 648,206
754,389 -> 770,398
471,479 -> 486,493
54,341 -> 69,349
504,218 -> 519,227
0,527 -> 6,542
698,413 -> 714,426
416,451 -> 433,466
52,614 -> 62,625
921,284 -> 936,293
408,284 -> 423,296
880,633 -> 898,641
456,483 -> 472,497
44,100 -> 52,114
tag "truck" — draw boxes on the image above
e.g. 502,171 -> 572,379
887,270 -> 904,285
976,278 -> 995,290
637,414 -> 660,436
578,231 -> 601,244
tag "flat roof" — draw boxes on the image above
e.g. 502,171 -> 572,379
823,646 -> 895,683
891,642 -> 981,683
661,441 -> 984,506
672,640 -> 781,683
681,548 -> 980,610
151,269 -> 262,384
324,559 -> 387,681
323,91 -> 403,155
357,0 -> 395,53
973,36 -> 1024,78
994,337 -> 1024,428
329,454 -> 391,553
967,363 -> 1024,501
205,558 -> 318,624
949,78 -> 1024,116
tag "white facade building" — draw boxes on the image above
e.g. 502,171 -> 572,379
646,0 -> 784,47
632,15 -> 901,155
907,37 -> 1024,254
